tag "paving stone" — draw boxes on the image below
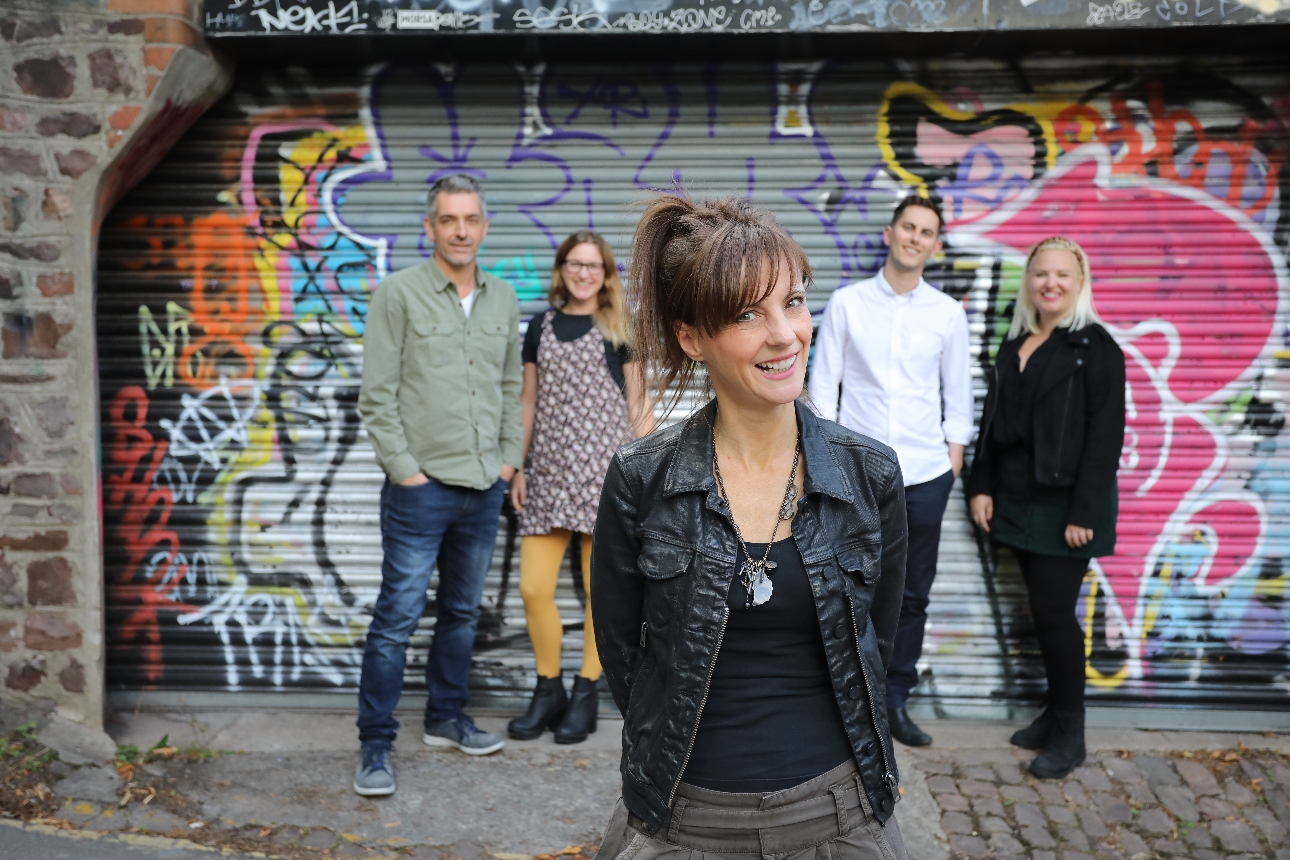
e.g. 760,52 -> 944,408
979,815 -> 1012,834
1059,851 -> 1093,860
1210,819 -> 1262,853
300,829 -> 337,849
996,763 -> 1028,785
1133,807 -> 1174,835
55,799 -> 101,826
941,811 -> 974,834
1033,852 -> 1056,860
1123,783 -> 1157,806
273,825 -> 304,844
1196,795 -> 1238,819
1115,828 -> 1150,858
1102,758 -> 1143,783
52,765 -> 120,803
919,760 -> 954,775
1092,793 -> 1133,823
1222,777 -> 1258,806
948,834 -> 989,856
1135,757 -> 1181,788
1245,805 -> 1288,843
1175,759 -> 1222,796
333,844 -> 364,859
926,775 -> 957,794
1267,787 -> 1290,829
88,806 -> 128,832
962,766 -> 996,782
1058,827 -> 1089,849
1013,802 -> 1047,829
1238,759 -> 1268,782
1275,851 -> 1290,860
958,779 -> 997,798
970,796 -> 1005,817
1037,783 -> 1066,805
1062,781 -> 1091,806
1095,842 -> 1123,860
935,792 -> 969,811
1183,823 -> 1213,847
988,832 -> 1026,854
1077,807 -> 1107,838
1022,826 -> 1057,848
1148,838 -> 1188,855
1074,766 -> 1113,793
126,807 -> 186,833
1001,784 -> 1040,803
1046,805 -> 1078,827
1267,760 -> 1290,787
1191,850 -> 1222,860
1155,785 -> 1199,822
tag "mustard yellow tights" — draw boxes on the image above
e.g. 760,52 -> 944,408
519,529 -> 601,681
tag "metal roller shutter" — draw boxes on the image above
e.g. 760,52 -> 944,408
98,57 -> 1290,714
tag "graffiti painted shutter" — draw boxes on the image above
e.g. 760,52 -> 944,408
99,59 -> 1290,713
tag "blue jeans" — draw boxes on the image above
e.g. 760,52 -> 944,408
885,469 -> 955,711
357,476 -> 505,746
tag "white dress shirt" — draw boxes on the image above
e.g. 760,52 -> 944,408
809,272 -> 974,486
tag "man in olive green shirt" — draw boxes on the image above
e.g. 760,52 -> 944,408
354,174 -> 522,797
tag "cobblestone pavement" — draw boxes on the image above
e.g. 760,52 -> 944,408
4,709 -> 1286,860
908,743 -> 1290,860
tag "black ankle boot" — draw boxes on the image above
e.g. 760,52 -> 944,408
507,674 -> 567,740
887,706 -> 933,747
1010,705 -> 1057,750
1028,710 -> 1086,779
554,675 -> 598,745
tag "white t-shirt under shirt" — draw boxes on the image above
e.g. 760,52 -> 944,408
808,271 -> 974,487
460,288 -> 477,317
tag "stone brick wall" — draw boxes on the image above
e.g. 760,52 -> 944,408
0,0 -> 228,737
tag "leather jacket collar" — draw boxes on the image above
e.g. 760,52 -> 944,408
662,400 -> 855,503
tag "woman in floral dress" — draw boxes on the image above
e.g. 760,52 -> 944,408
506,231 -> 654,744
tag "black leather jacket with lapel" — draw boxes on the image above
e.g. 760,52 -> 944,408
965,323 -> 1126,527
590,400 -> 908,835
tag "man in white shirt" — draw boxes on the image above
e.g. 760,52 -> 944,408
809,196 -> 973,748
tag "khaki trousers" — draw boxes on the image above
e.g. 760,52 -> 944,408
596,760 -> 908,860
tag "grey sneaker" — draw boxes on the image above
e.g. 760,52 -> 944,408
423,715 -> 505,755
353,743 -> 395,796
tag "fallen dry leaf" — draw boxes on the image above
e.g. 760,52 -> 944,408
574,759 -> 590,768
557,847 -> 583,856
1119,749 -> 1133,760
116,763 -> 136,781
258,827 -> 272,838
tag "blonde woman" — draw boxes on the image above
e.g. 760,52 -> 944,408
966,236 -> 1125,779
507,231 -> 654,744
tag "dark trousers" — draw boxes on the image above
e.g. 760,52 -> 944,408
885,469 -> 955,711
1014,551 -> 1090,712
357,476 -> 505,747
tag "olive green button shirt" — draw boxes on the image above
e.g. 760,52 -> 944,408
359,260 -> 523,490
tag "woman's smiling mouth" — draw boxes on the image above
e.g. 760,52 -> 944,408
756,355 -> 797,375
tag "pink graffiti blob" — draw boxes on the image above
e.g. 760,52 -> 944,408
952,144 -> 1288,676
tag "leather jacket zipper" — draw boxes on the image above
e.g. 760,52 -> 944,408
1053,375 -> 1074,481
848,595 -> 899,801
668,606 -> 729,807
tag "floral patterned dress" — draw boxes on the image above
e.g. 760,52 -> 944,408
519,311 -> 634,536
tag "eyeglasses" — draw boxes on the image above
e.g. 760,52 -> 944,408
562,261 -> 605,274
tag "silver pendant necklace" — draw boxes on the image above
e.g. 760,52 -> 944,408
712,425 -> 801,608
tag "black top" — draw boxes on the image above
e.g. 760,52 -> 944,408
992,334 -> 1060,449
522,310 -> 632,393
683,537 -> 854,793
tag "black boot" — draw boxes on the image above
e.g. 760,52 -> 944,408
507,674 -> 567,740
554,675 -> 598,745
1010,705 -> 1057,750
887,706 -> 932,747
1028,710 -> 1086,779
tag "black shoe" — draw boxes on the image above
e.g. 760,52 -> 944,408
887,706 -> 932,747
1010,706 -> 1057,750
1028,710 -> 1086,779
554,675 -> 598,745
507,674 -> 567,740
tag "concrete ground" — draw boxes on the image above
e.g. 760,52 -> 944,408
78,709 -> 1290,860
0,821 -> 260,860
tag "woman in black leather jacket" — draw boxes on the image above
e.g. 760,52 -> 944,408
591,192 -> 909,860
966,236 -> 1125,780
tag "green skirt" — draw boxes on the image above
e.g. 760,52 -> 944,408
991,447 -> 1117,559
